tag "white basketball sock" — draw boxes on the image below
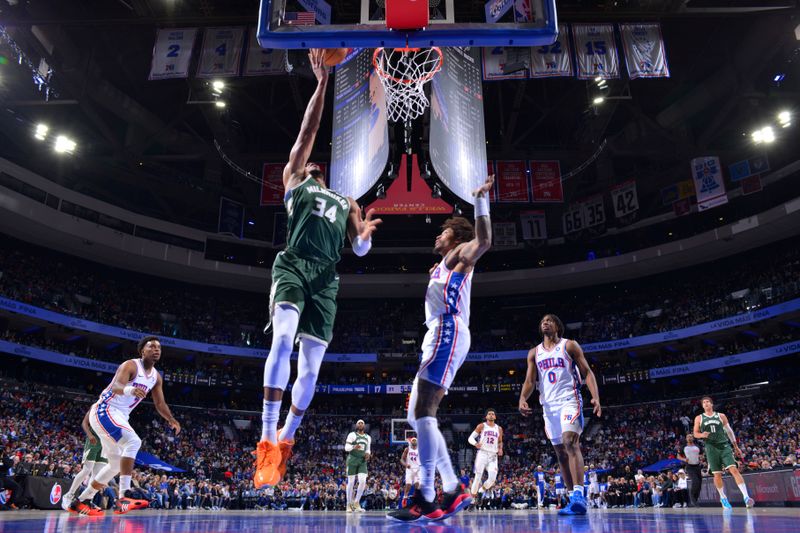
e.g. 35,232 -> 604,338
717,486 -> 727,499
737,483 -> 749,499
416,416 -> 439,502
119,475 -> 132,494
67,462 -> 94,498
434,427 -> 459,493
278,410 -> 303,442
261,400 -> 281,443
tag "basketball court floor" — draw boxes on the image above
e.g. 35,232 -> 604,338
1,508 -> 798,533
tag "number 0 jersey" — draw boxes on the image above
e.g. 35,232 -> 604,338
97,358 -> 158,418
534,337 -> 582,407
284,176 -> 351,264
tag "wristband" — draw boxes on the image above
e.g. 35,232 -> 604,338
474,195 -> 490,218
123,386 -> 136,397
352,236 -> 372,257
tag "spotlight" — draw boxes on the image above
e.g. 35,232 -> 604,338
34,123 -> 49,141
773,73 -> 785,83
53,135 -> 76,154
592,97 -> 605,105
247,220 -> 255,226
778,111 -> 791,127
212,80 -> 225,91
215,101 -> 226,108
752,126 -> 775,144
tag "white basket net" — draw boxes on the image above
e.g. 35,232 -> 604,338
373,47 -> 443,123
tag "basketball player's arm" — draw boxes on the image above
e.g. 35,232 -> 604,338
498,426 -> 504,457
468,423 -> 484,448
400,448 -> 408,469
151,374 -> 181,435
81,410 -> 97,445
346,199 -> 382,255
567,340 -> 601,417
365,436 -> 371,460
344,432 -> 355,452
457,175 -> 495,267
519,348 -> 537,417
720,414 -> 744,458
283,49 -> 329,190
693,416 -> 709,439
110,360 -> 145,398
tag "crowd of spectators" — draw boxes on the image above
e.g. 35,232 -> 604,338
1,377 -> 798,512
1,235 -> 798,354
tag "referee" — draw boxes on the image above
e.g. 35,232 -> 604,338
679,434 -> 702,506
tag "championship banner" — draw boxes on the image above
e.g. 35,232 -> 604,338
530,24 -> 573,78
619,23 -> 670,79
530,160 -> 563,202
572,24 -> 619,80
196,27 -> 245,78
481,47 -> 529,81
488,161 -> 498,202
690,156 -> 728,211
244,29 -> 287,76
562,204 -> 584,234
581,195 -> 606,228
260,163 -> 285,206
520,210 -> 547,240
149,28 -> 198,80
492,222 -> 517,247
741,175 -> 763,195
496,161 -> 530,203
610,181 -> 639,218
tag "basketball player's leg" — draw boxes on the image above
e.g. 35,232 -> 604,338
471,452 -> 487,496
562,431 -> 585,492
544,410 -> 574,488
726,464 -> 753,506
483,456 -> 498,492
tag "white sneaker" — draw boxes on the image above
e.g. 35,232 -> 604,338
346,502 -> 354,513
673,503 -> 681,508
61,493 -> 74,511
745,497 -> 755,508
354,503 -> 366,512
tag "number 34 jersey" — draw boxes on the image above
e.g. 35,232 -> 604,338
534,337 -> 582,407
285,176 -> 351,264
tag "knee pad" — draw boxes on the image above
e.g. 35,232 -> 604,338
121,433 -> 142,458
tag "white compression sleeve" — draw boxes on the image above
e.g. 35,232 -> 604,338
468,432 -> 480,446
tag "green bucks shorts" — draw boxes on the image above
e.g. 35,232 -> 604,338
705,443 -> 736,474
347,454 -> 368,476
83,428 -> 108,464
268,249 -> 339,346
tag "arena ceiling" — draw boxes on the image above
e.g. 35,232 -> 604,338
0,0 -> 798,236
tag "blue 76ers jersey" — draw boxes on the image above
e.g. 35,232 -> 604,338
425,261 -> 472,327
535,338 -> 582,406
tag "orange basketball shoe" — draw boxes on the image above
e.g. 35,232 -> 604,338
277,439 -> 295,481
114,496 -> 149,515
254,440 -> 282,488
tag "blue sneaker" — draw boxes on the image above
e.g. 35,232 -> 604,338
720,497 -> 732,510
570,492 -> 587,515
558,505 -> 577,516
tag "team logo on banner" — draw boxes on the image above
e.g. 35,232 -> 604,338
496,161 -> 530,203
530,25 -> 573,78
197,27 -> 245,78
50,483 -> 63,505
481,47 -> 529,81
244,29 -> 288,76
530,161 -> 563,202
149,28 -> 198,80
620,23 -> 670,79
691,156 -> 728,211
572,24 -> 619,80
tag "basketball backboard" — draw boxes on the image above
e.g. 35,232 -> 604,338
258,0 -> 558,49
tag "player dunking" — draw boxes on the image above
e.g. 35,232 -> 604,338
344,420 -> 372,512
388,175 -> 494,522
468,409 -> 503,503
519,314 -> 601,516
71,336 -> 180,516
693,396 -> 754,509
255,49 -> 382,488
400,437 -> 421,508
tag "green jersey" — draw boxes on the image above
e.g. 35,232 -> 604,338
285,177 -> 350,264
700,412 -> 728,447
346,431 -> 371,460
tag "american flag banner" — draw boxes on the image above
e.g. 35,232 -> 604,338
284,11 -> 316,26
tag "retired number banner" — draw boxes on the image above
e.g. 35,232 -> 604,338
260,163 -> 285,206
572,24 -> 619,80
691,156 -> 728,211
149,28 -> 198,80
520,210 -> 547,240
581,195 -> 606,227
610,181 -> 639,218
488,161 -> 498,202
620,23 -> 670,79
562,204 -> 584,235
530,24 -> 573,78
196,27 -> 245,78
496,161 -> 530,203
244,29 -> 287,76
530,160 -> 563,202
482,47 -> 529,81
492,222 -> 517,247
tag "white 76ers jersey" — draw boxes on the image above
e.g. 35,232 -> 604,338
98,358 -> 158,418
479,424 -> 501,454
535,338 -> 582,406
425,261 -> 472,327
407,447 -> 420,469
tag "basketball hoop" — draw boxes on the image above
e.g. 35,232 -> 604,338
373,47 -> 443,123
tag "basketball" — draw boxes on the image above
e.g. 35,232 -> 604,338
324,48 -> 349,66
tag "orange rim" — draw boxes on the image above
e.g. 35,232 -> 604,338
372,47 -> 443,86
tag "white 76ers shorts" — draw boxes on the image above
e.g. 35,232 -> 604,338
474,449 -> 498,475
542,400 -> 583,445
417,315 -> 471,391
405,467 -> 421,486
